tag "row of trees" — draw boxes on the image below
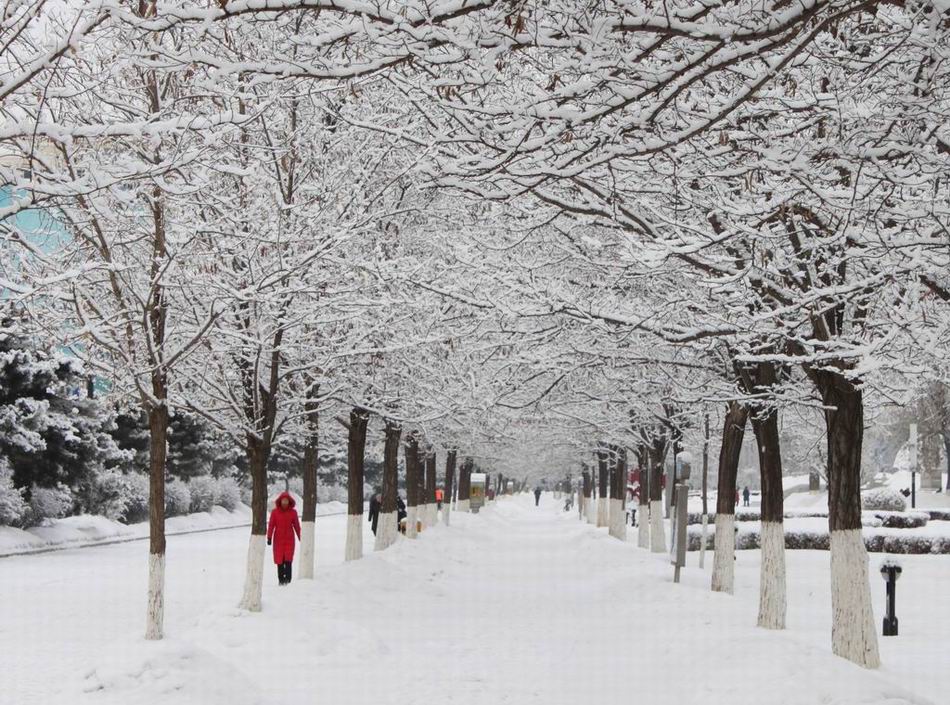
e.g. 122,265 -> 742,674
2,0 -> 948,669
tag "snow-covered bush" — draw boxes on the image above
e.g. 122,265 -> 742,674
876,511 -> 928,529
77,468 -> 133,521
318,482 -> 348,503
214,477 -> 241,511
165,479 -> 191,517
188,475 -> 216,513
0,459 -> 27,525
120,472 -> 150,524
27,484 -> 73,524
267,477 -> 303,500
862,487 -> 907,512
688,527 -> 950,554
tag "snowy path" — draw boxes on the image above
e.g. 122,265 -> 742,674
3,494 -> 948,705
0,514 -> 373,705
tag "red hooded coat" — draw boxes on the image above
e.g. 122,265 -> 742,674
267,491 -> 301,564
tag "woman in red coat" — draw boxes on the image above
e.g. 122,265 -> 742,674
267,491 -> 301,585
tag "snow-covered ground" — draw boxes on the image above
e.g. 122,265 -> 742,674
3,494 -> 948,705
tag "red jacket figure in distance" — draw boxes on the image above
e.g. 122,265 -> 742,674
267,491 -> 301,586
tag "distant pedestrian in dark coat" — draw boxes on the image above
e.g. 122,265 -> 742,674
368,492 -> 382,535
534,487 -> 542,506
742,487 -> 751,507
396,495 -> 407,523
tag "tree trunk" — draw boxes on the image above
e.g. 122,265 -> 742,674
945,432 -> 950,491
750,405 -> 786,629
700,413 -> 710,567
345,407 -> 369,561
443,450 -> 456,526
580,468 -> 590,520
635,446 -> 649,546
608,446 -> 627,540
425,448 -> 437,527
416,446 -> 428,527
142,54 -> 169,640
299,383 -> 319,579
711,401 -> 747,594
375,420 -> 401,550
648,440 -> 666,552
596,448 -> 609,527
405,432 -> 420,536
145,403 -> 168,639
238,437 -> 268,611
809,368 -> 880,668
458,458 -> 471,512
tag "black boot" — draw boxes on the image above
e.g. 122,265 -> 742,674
277,563 -> 286,585
283,561 -> 292,585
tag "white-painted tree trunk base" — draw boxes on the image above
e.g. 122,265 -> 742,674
144,552 -> 165,640
830,529 -> 881,668
757,521 -> 786,629
637,505 -> 650,548
375,511 -> 398,551
699,515 -> 709,568
649,500 -> 666,552
238,533 -> 266,612
443,503 -> 451,527
417,504 -> 427,530
426,503 -> 437,527
345,514 -> 363,561
711,514 -> 735,594
596,497 -> 608,527
406,506 -> 419,538
419,504 -> 428,529
457,500 -> 470,514
298,521 -> 315,580
608,498 -> 626,540
586,497 -> 596,524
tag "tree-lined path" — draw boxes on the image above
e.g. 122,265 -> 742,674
4,495 -> 946,705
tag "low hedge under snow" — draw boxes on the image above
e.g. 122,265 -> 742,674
686,522 -> 950,554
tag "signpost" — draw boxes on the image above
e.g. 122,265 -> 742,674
671,485 -> 689,583
669,460 -> 691,583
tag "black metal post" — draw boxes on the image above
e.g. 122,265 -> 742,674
881,565 -> 901,636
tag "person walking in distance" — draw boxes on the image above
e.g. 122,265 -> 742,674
368,490 -> 382,536
267,491 -> 301,586
742,486 -> 751,507
534,487 -> 542,506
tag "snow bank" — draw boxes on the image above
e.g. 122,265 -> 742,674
2,505 -> 246,556
1,514 -> 137,554
80,638 -> 265,705
0,499 -> 359,557
784,490 -> 828,510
